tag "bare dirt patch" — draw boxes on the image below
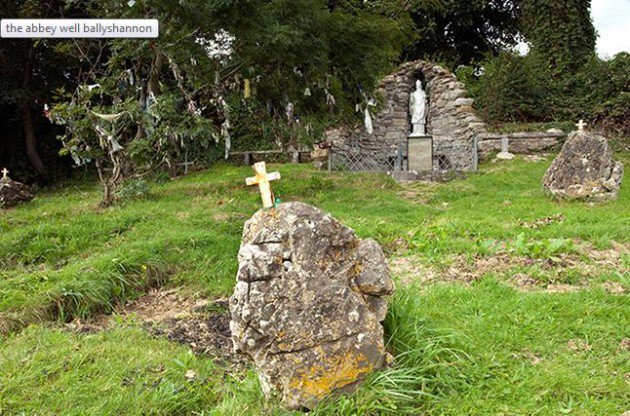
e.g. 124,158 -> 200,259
65,288 -> 246,369
567,339 -> 592,353
391,242 -> 628,293
122,288 -> 210,322
519,213 -> 565,229
390,257 -> 441,287
544,284 -> 582,293
510,350 -> 543,366
511,273 -> 540,290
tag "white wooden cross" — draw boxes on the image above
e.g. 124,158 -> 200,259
246,162 -> 281,209
576,119 -> 587,131
1,168 -> 8,180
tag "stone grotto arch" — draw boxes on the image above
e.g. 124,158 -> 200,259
326,60 -> 487,172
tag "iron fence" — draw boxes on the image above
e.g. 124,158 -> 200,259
329,143 -> 407,173
328,135 -> 479,173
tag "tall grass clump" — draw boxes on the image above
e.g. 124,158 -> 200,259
0,252 -> 167,335
313,286 -> 470,415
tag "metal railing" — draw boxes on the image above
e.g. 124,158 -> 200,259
329,143 -> 407,173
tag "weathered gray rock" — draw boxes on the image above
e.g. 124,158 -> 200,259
229,202 -> 394,409
543,131 -> 624,200
454,98 -> 475,107
0,177 -> 33,208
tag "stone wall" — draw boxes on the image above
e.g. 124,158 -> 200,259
478,132 -> 566,160
326,60 -> 487,172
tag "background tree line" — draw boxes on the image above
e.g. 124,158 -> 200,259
0,0 -> 626,202
457,0 -> 629,135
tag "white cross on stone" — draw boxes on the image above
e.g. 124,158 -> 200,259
246,162 -> 281,209
576,119 -> 587,131
1,168 -> 8,180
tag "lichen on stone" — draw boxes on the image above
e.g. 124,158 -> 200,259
543,130 -> 624,200
229,202 -> 394,409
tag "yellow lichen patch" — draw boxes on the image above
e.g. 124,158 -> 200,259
288,351 -> 374,400
349,263 -> 363,278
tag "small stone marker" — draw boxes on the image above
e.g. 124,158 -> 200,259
501,137 -> 509,153
496,137 -> 515,160
0,168 -> 34,208
576,119 -> 587,131
246,162 -> 281,209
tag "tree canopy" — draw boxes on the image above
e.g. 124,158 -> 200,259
521,0 -> 596,75
2,0 -> 625,196
405,0 -> 521,66
44,0 -> 410,204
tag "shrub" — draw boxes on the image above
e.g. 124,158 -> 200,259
460,51 -> 630,134
462,52 -> 552,124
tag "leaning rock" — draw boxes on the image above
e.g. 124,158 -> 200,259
0,176 -> 33,208
229,202 -> 394,409
543,131 -> 624,200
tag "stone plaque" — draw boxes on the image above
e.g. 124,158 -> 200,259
408,135 -> 433,172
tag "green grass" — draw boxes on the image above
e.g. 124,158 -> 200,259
1,154 -> 629,414
427,281 -> 628,415
315,283 -> 629,415
0,324 -> 223,415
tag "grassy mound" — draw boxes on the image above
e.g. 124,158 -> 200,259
1,155 -> 628,414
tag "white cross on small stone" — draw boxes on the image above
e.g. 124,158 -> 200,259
1,168 -> 9,180
576,119 -> 587,132
246,162 -> 281,209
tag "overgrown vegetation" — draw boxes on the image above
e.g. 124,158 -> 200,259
521,0 -> 596,76
2,0 -> 529,188
458,51 -> 630,134
1,156 -> 628,414
456,0 -> 629,134
43,0 -> 414,205
404,0 -> 521,66
1,0 -> 422,190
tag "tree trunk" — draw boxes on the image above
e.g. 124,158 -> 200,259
148,52 -> 164,97
20,102 -> 46,176
95,159 -> 115,207
20,44 -> 46,177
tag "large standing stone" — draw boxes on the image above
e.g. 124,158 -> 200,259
229,202 -> 394,409
542,131 -> 624,200
0,175 -> 33,208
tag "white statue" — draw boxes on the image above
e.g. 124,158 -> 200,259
410,80 -> 427,136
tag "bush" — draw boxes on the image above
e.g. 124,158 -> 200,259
591,53 -> 630,135
459,51 -> 630,134
459,52 -> 552,124
115,178 -> 151,200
